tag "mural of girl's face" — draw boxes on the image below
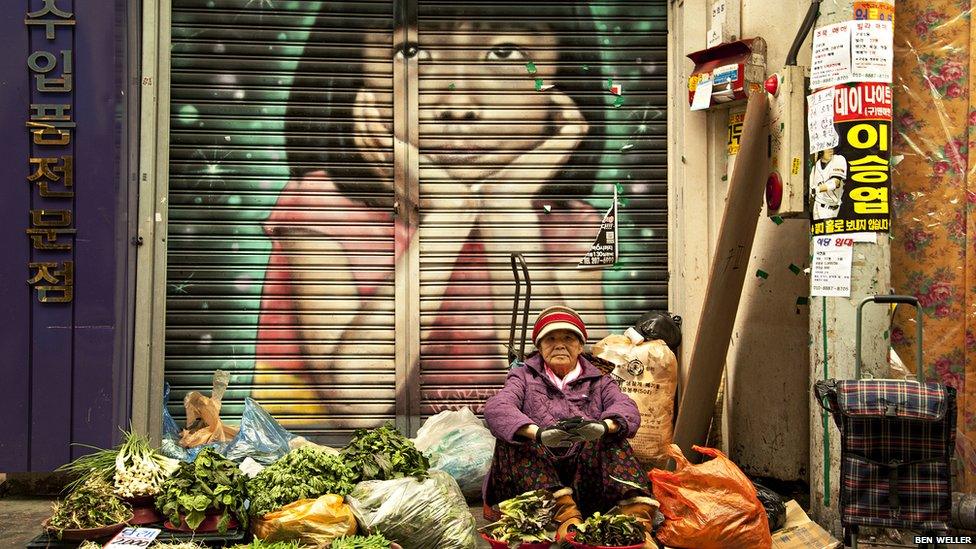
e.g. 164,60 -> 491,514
356,21 -> 574,182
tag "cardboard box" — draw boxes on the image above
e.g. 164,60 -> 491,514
772,500 -> 843,549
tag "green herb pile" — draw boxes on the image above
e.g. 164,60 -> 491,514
55,429 -> 179,497
571,512 -> 645,547
156,447 -> 248,534
330,533 -> 394,549
482,489 -> 554,547
77,541 -> 102,549
341,423 -> 429,482
48,476 -> 131,537
247,446 -> 356,516
229,541 -> 304,549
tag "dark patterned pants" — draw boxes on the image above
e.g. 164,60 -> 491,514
483,436 -> 652,518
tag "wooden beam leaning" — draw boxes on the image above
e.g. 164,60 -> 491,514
672,90 -> 770,458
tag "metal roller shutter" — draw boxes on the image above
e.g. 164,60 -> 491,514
416,1 -> 669,417
166,0 -> 397,442
163,0 -> 667,440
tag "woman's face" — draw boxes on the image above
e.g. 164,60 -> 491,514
358,21 -> 565,181
539,329 -> 584,372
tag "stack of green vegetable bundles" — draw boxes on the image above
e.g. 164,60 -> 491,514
248,446 -> 355,516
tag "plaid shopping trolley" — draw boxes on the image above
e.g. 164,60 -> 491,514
815,296 -> 957,548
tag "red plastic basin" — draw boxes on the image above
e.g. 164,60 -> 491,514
163,511 -> 239,533
480,531 -> 553,549
565,531 -> 644,549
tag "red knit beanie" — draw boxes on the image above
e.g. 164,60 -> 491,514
532,305 -> 588,346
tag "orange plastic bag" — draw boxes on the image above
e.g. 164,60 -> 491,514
650,444 -> 771,549
180,370 -> 239,447
251,494 -> 357,547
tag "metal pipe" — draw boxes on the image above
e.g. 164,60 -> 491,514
785,0 -> 822,65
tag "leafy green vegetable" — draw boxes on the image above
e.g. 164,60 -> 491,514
571,512 -> 645,547
156,447 -> 248,534
228,541 -> 304,549
48,477 -> 131,537
609,475 -> 647,493
481,490 -> 554,548
330,533 -> 394,549
247,446 -> 355,516
341,423 -> 430,482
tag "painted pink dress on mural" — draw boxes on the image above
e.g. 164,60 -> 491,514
254,171 -> 602,412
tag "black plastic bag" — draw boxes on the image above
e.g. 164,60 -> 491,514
753,482 -> 786,533
633,311 -> 682,351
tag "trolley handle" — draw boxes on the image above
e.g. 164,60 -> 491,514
854,295 -> 923,382
870,295 -> 919,306
518,256 -> 531,361
508,254 -> 531,363
508,254 -> 522,363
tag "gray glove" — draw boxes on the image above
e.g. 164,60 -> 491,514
536,426 -> 583,448
572,419 -> 608,442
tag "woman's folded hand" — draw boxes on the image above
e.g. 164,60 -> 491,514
571,420 -> 609,441
536,426 -> 584,448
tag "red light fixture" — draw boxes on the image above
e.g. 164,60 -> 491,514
766,172 -> 783,210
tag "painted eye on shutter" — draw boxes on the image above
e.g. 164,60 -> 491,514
485,44 -> 526,62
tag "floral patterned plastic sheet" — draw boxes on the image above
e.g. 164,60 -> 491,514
890,1 -> 976,490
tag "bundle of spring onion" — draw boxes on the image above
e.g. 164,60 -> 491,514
57,429 -> 180,498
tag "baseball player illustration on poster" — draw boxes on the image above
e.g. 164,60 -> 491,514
810,147 -> 848,221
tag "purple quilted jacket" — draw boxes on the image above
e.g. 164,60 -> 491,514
483,353 -> 641,444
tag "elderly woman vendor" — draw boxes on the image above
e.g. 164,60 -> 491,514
483,306 -> 658,548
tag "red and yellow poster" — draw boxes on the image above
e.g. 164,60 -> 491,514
810,82 -> 892,235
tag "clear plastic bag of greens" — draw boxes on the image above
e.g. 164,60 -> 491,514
347,470 -> 478,549
414,408 -> 495,500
